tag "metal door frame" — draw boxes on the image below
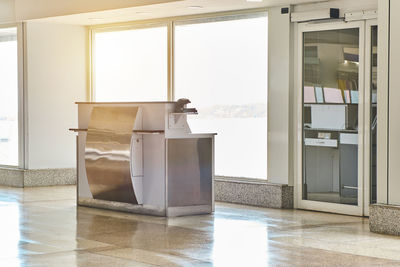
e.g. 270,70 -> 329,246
296,20 -> 366,216
363,19 -> 378,216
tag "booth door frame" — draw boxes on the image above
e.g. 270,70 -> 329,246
295,19 -> 378,216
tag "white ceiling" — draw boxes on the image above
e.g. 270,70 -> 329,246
38,0 -> 327,25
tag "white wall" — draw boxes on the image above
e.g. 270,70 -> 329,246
267,6 -> 293,185
25,21 -> 87,169
378,0 -> 400,206
377,0 -> 389,204
0,0 -> 15,24
387,0 -> 400,205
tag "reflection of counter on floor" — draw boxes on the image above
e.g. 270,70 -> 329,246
70,101 -> 216,217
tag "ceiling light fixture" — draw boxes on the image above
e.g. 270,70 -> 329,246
246,0 -> 263,2
136,11 -> 150,15
187,6 -> 203,9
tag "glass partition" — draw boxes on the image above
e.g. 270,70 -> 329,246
0,27 -> 18,166
302,28 -> 359,205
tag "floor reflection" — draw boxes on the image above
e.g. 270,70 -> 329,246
212,218 -> 269,266
0,186 -> 400,266
0,202 -> 21,267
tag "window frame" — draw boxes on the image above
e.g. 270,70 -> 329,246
0,23 -> 25,169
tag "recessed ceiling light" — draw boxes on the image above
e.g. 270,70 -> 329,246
89,18 -> 104,21
136,11 -> 150,15
247,0 -> 263,2
187,6 -> 203,9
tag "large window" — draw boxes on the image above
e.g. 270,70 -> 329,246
175,15 -> 268,179
92,13 -> 268,179
0,27 -> 19,166
93,26 -> 168,101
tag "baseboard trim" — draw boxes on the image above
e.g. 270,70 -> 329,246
0,168 -> 76,187
215,177 -> 293,209
0,168 -> 24,187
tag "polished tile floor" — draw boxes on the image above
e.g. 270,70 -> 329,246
1,186 -> 400,266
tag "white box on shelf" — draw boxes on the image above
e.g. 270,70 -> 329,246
311,105 -> 346,130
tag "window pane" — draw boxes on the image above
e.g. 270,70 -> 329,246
175,16 -> 268,179
302,28 -> 360,205
94,26 -> 168,101
0,27 -> 18,166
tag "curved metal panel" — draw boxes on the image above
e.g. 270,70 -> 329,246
85,106 -> 138,204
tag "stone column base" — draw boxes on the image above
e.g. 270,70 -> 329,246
215,177 -> 293,209
370,204 -> 400,235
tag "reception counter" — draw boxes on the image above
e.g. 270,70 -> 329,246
70,101 -> 215,217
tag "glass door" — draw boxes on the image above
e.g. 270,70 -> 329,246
297,21 -> 365,216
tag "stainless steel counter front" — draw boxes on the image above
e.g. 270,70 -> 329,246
85,106 -> 139,204
72,101 -> 215,217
